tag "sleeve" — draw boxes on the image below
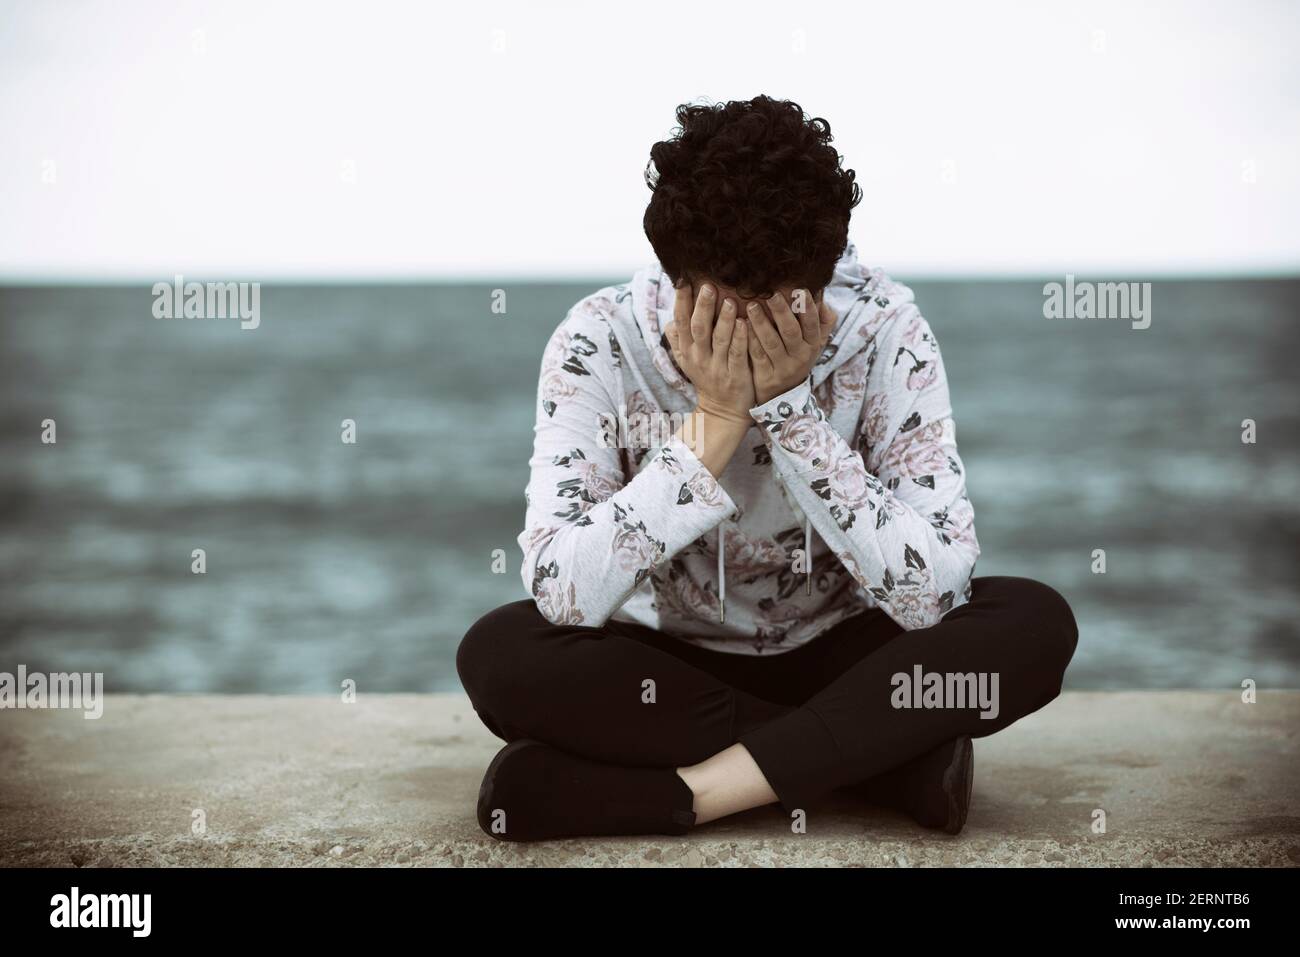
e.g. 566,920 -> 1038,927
749,306 -> 979,630
518,307 -> 737,627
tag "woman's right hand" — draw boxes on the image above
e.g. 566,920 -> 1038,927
665,282 -> 755,424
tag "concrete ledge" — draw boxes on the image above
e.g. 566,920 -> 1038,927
1,692 -> 1297,867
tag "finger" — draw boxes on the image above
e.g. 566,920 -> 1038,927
691,283 -> 716,346
746,301 -> 787,357
728,317 -> 749,377
747,320 -> 775,370
711,297 -> 737,364
818,296 -> 838,342
673,283 -> 694,346
766,293 -> 804,347
665,319 -> 684,362
792,289 -> 819,344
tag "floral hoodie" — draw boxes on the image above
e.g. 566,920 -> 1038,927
519,242 -> 979,655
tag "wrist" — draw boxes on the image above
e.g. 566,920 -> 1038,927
694,396 -> 752,429
679,405 -> 749,478
754,376 -> 809,408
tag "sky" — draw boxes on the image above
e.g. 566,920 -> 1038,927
1,0 -> 1298,280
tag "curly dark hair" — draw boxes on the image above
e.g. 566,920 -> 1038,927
643,95 -> 861,297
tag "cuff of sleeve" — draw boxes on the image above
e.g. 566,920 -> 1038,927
649,433 -> 738,520
749,378 -> 815,424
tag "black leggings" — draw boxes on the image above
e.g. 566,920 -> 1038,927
457,576 -> 1077,813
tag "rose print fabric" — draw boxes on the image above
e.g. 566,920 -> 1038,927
517,242 -> 979,654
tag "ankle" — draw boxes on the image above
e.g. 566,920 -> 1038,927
674,766 -> 704,813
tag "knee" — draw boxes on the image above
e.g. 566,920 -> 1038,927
975,576 -> 1078,674
456,600 -> 539,706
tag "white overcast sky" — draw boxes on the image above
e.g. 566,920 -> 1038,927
1,0 -> 1297,280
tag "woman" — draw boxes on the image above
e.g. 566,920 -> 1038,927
458,95 -> 1077,841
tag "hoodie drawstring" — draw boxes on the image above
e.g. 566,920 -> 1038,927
805,519 -> 812,595
717,524 -> 726,624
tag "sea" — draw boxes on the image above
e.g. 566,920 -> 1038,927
1,278 -> 1297,691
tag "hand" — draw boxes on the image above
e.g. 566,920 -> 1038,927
745,290 -> 837,405
666,282 -> 755,424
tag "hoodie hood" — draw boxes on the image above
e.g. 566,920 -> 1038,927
620,240 -> 914,409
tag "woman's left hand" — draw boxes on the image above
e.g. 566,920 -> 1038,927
745,289 -> 838,405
